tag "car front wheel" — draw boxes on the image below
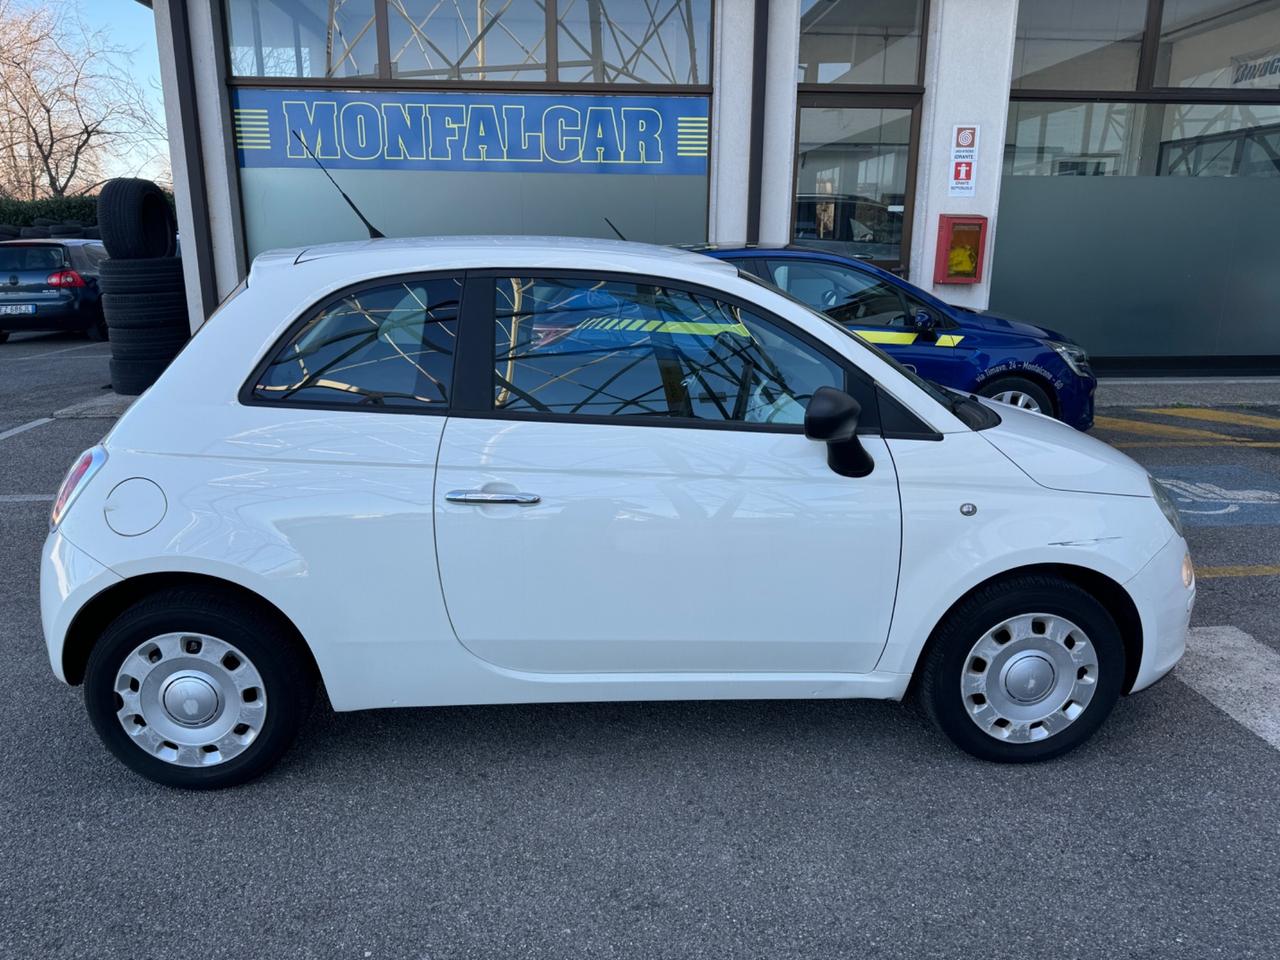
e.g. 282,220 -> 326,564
84,588 -> 315,788
918,576 -> 1124,762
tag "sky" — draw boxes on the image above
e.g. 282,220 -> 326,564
77,0 -> 167,180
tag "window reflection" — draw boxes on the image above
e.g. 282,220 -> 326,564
1012,0 -> 1147,91
226,0 -> 380,78
796,0 -> 926,85
1006,100 -> 1280,177
493,278 -> 840,424
254,278 -> 461,407
793,106 -> 911,262
1156,0 -> 1280,89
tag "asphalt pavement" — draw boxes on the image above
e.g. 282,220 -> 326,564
2,332 -> 1278,959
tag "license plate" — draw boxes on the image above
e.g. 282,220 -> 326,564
0,304 -> 35,315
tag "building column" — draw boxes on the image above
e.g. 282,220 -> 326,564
909,0 -> 1018,308
757,0 -> 801,245
707,0 -> 755,242
152,0 -> 245,331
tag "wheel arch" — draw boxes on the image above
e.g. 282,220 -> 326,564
976,366 -> 1060,417
908,562 -> 1144,695
61,571 -> 321,688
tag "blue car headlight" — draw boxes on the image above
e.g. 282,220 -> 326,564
1050,341 -> 1091,377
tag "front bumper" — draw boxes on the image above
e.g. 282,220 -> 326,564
1058,371 -> 1096,432
41,530 -> 121,683
1125,532 -> 1195,693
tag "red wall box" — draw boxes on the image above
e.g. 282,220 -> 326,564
933,214 -> 988,285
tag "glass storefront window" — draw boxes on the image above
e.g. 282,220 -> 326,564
1005,100 -> 1280,177
1011,0 -> 1147,91
226,0 -> 380,78
387,0 -> 548,81
227,1 -> 712,84
796,0 -> 926,85
793,106 -> 912,262
1155,0 -> 1280,89
557,0 -> 711,84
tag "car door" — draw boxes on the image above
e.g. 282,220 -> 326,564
759,258 -> 974,384
434,273 -> 902,676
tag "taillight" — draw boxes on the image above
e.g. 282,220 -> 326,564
47,269 -> 86,288
50,446 -> 107,529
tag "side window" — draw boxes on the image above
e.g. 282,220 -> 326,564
764,259 -> 908,328
493,277 -> 843,426
251,276 -> 461,409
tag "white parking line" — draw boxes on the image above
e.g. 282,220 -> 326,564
0,494 -> 53,502
1180,626 -> 1280,750
0,417 -> 52,442
5,343 -> 105,363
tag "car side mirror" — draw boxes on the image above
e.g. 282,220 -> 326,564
910,310 -> 937,334
804,386 -> 875,478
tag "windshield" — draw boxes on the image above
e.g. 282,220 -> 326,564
0,245 -> 64,272
736,268 -> 955,408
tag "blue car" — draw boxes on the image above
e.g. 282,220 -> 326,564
695,244 -> 1096,431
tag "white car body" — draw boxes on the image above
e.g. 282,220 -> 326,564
41,238 -> 1191,727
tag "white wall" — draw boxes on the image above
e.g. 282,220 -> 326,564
910,0 -> 1019,308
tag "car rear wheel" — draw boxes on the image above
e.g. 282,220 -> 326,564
0,331 -> 8,344
977,376 -> 1053,416
84,588 -> 315,788
918,576 -> 1124,762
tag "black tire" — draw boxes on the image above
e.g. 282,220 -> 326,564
103,291 -> 187,314
19,225 -> 49,238
105,326 -> 189,349
84,587 -> 315,789
977,376 -> 1055,417
32,216 -> 56,227
917,575 -> 1125,763
0,224 -> 18,238
109,357 -> 171,394
97,178 -> 176,259
111,341 -> 185,364
0,331 -> 9,343
83,226 -> 100,240
99,256 -> 184,295
50,226 -> 83,238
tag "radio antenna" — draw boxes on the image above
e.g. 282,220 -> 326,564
290,129 -> 385,239
604,217 -> 627,241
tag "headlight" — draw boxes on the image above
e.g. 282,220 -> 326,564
1149,476 -> 1185,538
1050,341 -> 1091,377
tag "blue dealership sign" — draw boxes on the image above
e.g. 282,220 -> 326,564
232,88 -> 709,176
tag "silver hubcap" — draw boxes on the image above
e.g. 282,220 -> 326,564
113,633 -> 267,767
960,613 -> 1098,743
991,390 -> 1043,412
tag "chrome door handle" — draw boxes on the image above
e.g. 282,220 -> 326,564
445,490 -> 541,505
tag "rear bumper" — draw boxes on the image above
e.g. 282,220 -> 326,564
0,298 -> 97,331
1126,533 -> 1195,693
41,530 -> 121,683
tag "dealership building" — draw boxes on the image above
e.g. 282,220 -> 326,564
142,0 -> 1280,369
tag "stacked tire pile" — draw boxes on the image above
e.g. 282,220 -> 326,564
97,179 -> 186,396
0,220 -> 100,240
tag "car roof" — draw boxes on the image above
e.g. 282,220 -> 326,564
265,235 -> 734,275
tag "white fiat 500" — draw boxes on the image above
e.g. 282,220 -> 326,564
42,238 -> 1194,788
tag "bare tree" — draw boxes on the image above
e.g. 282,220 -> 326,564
0,0 -> 168,199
